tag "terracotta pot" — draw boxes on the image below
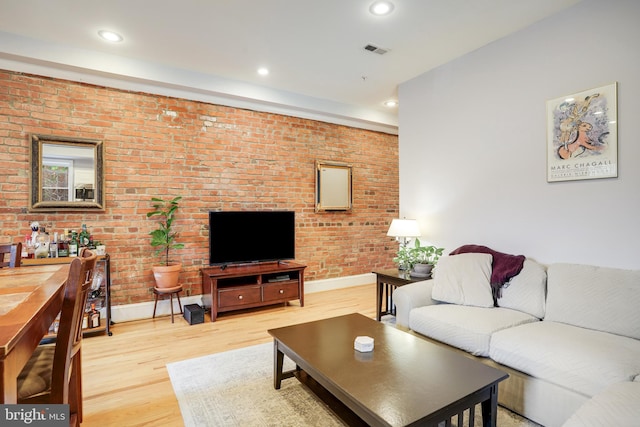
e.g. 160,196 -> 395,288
151,263 -> 182,288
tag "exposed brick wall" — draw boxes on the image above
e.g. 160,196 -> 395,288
0,70 -> 399,305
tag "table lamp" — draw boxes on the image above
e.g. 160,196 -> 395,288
387,219 -> 421,270
387,219 -> 421,245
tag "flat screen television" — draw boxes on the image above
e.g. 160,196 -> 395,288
209,211 -> 295,266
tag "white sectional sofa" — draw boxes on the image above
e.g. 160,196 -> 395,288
393,253 -> 640,427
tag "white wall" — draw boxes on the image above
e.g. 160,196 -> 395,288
398,0 -> 640,269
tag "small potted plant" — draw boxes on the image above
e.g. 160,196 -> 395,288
147,196 -> 185,288
404,238 -> 444,277
392,244 -> 413,271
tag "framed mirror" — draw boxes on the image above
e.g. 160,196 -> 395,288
30,134 -> 105,212
315,160 -> 352,212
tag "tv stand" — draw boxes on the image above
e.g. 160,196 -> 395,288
201,261 -> 306,322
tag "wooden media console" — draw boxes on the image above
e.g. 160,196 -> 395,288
201,261 -> 306,321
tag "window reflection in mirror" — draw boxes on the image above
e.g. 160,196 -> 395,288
42,143 -> 95,202
30,134 -> 105,212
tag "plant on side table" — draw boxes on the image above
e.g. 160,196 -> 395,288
147,196 -> 185,288
393,244 -> 413,271
394,238 -> 444,277
410,239 -> 444,277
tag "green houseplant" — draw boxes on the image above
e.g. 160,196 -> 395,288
410,238 -> 444,264
147,196 -> 185,288
394,238 -> 444,277
410,239 -> 444,277
392,244 -> 413,271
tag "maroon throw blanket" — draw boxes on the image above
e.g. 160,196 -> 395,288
450,244 -> 525,305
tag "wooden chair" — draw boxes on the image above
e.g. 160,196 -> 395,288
152,285 -> 183,323
0,242 -> 22,268
17,248 -> 97,427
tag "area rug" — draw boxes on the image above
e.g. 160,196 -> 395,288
167,342 -> 540,427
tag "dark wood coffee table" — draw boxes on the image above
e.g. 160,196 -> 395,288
268,313 -> 508,427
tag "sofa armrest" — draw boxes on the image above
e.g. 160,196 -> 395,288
393,280 -> 439,328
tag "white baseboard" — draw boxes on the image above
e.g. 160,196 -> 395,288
304,272 -> 375,294
108,294 -> 203,324
109,273 -> 376,324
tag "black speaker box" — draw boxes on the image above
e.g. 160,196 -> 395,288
183,304 -> 205,325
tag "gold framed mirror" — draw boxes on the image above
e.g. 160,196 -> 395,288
315,160 -> 352,212
30,134 -> 105,212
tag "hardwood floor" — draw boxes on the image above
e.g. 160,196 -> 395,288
80,283 -> 377,426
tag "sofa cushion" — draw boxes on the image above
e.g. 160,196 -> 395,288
431,253 -> 494,308
449,244 -> 526,297
545,263 -> 640,340
545,264 -> 640,339
498,259 -> 547,319
490,321 -> 640,396
561,381 -> 640,427
409,304 -> 538,357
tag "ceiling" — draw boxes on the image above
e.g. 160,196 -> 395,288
0,0 -> 581,134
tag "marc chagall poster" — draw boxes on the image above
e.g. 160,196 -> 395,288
546,82 -> 618,182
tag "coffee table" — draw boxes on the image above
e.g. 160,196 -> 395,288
268,313 -> 508,427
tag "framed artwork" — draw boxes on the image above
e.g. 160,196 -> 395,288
315,160 -> 352,212
546,82 -> 618,182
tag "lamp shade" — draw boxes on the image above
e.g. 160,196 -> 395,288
386,219 -> 421,238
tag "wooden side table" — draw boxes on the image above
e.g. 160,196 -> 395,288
373,268 -> 428,321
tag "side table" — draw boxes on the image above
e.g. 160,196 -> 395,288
373,268 -> 429,321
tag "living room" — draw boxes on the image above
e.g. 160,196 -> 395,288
1,0 -> 639,426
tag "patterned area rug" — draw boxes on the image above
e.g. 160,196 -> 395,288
167,342 -> 540,427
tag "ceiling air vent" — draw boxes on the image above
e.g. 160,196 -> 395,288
364,44 -> 388,55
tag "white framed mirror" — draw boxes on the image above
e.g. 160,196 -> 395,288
30,134 -> 105,212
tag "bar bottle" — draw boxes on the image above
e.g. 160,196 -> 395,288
69,231 -> 78,257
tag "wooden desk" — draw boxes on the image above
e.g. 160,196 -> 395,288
0,264 -> 69,403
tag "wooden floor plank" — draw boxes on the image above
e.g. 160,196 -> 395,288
80,283 -> 377,426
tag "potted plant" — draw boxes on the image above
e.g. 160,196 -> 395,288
392,244 -> 413,271
394,238 -> 444,277
147,196 -> 185,288
410,239 -> 444,277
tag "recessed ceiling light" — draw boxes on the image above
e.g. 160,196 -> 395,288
98,30 -> 123,43
369,1 -> 395,16
257,67 -> 269,76
384,100 -> 398,107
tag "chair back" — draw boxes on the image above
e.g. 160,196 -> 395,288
50,248 -> 97,404
0,242 -> 22,268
